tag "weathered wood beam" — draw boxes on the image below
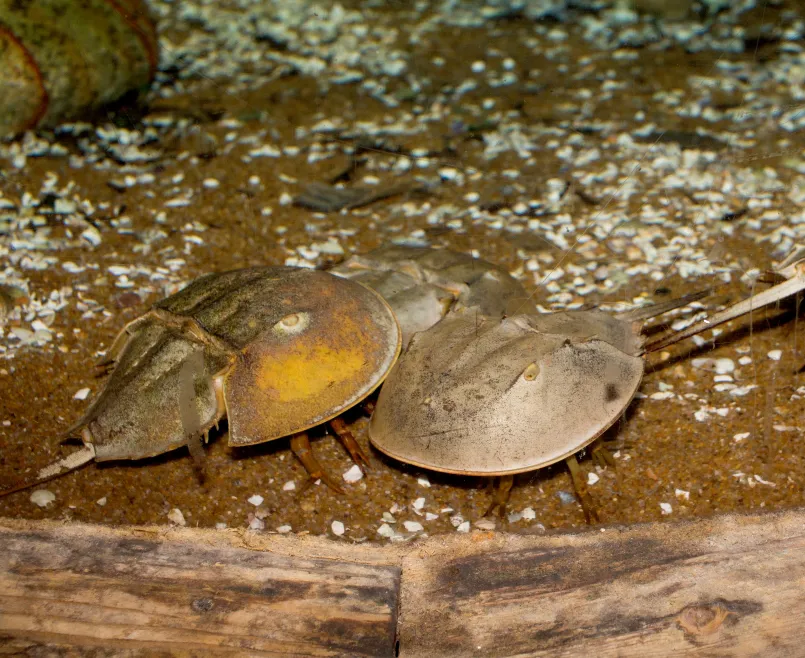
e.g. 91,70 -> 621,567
0,522 -> 400,656
3,510 -> 805,656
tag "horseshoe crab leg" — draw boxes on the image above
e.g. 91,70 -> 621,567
483,475 -> 515,519
565,455 -> 599,525
290,433 -> 345,494
329,417 -> 371,471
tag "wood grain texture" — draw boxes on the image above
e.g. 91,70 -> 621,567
398,510 -> 805,657
3,511 -> 805,656
0,523 -> 400,656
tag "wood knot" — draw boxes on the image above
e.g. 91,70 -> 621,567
677,603 -> 732,637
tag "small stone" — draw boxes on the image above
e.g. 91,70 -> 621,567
343,465 -> 363,483
660,502 -> 673,515
249,517 -> 265,530
587,472 -> 600,485
247,494 -> 264,506
276,525 -> 292,533
96,497 -> 107,506
413,497 -> 426,510
675,489 -> 690,501
202,178 -> 220,189
734,432 -> 750,442
331,520 -> 345,536
73,387 -> 91,401
417,476 -> 431,488
282,481 -> 296,491
30,489 -> 55,507
167,508 -> 186,526
768,350 -> 782,361
456,521 -> 470,533
403,521 -> 424,532
474,519 -> 496,530
521,507 -> 536,520
215,522 -> 227,530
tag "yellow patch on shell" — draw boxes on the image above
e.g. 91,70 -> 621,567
255,342 -> 366,403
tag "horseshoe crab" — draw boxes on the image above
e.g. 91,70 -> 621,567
1,267 -> 400,496
369,247 -> 805,523
330,243 -> 536,345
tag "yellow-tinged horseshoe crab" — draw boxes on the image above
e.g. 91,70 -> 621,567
1,267 -> 400,495
369,247 -> 805,523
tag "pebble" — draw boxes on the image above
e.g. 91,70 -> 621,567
474,519 -> 496,530
247,494 -> 264,506
521,507 -> 536,520
276,525 -> 292,533
30,489 -> 55,507
282,481 -> 296,491
768,350 -> 782,361
403,520 -> 424,532
331,520 -> 345,536
96,497 -> 107,506
660,503 -> 673,515
456,521 -> 470,533
587,472 -> 600,485
417,477 -> 431,488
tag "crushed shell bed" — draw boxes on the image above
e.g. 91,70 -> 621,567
2,0 -> 805,542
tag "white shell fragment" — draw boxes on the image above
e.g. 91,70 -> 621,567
342,464 -> 364,483
30,489 -> 55,507
167,508 -> 186,526
73,387 -> 91,401
403,520 -> 424,532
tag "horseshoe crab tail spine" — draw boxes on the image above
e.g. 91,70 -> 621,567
0,445 -> 96,498
644,271 -> 805,354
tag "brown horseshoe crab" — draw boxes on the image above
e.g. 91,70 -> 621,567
1,267 -> 400,496
369,247 -> 805,523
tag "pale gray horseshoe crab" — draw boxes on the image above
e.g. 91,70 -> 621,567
369,246 -> 805,523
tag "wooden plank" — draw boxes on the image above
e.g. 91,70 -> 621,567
398,510 -> 805,657
0,523 -> 400,656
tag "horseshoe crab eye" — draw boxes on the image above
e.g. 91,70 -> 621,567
272,312 -> 310,336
